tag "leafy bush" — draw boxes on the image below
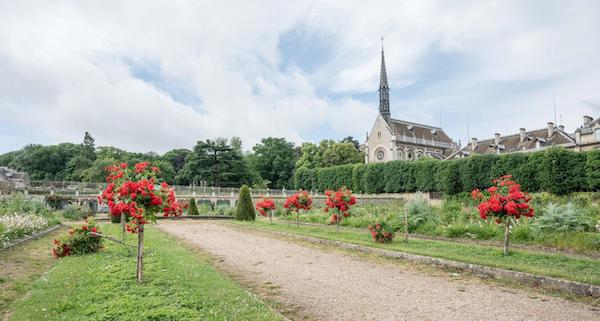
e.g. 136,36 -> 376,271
533,203 -> 595,233
61,204 -> 89,220
188,197 -> 199,216
368,222 -> 395,243
405,198 -> 439,232
52,219 -> 103,257
44,194 -> 76,210
0,194 -> 50,216
235,185 -> 255,221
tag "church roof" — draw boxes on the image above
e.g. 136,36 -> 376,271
455,127 -> 575,157
388,118 -> 456,149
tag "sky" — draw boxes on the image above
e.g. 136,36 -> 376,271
1,0 -> 600,154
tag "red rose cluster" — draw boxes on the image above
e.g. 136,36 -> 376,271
255,197 -> 276,217
284,190 -> 312,212
471,175 -> 534,223
52,219 -> 103,258
99,162 -> 182,233
324,188 -> 357,224
368,223 -> 395,243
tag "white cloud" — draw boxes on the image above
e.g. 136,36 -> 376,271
1,0 -> 599,153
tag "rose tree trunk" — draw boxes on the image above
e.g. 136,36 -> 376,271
503,221 -> 511,256
136,225 -> 144,283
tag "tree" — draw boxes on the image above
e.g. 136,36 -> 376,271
341,136 -> 360,150
176,138 -> 251,187
188,197 -> 199,216
235,185 -> 255,221
296,139 -> 363,169
252,137 -> 295,189
163,149 -> 190,173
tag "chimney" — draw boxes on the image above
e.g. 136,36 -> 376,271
519,128 -> 526,143
584,116 -> 593,126
470,138 -> 478,151
494,133 -> 501,145
558,124 -> 565,132
547,122 -> 555,138
575,129 -> 581,144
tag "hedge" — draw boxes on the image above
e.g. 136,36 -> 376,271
294,147 -> 600,195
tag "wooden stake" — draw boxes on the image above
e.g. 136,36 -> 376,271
404,209 -> 408,242
136,225 -> 144,283
503,221 -> 510,256
121,212 -> 126,241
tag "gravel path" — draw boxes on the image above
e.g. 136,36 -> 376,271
158,222 -> 599,321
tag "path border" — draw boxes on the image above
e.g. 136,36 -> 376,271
1,224 -> 63,250
234,224 -> 600,299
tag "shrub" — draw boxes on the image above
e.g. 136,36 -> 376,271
44,194 -> 75,210
52,219 -> 103,257
188,197 -> 199,216
405,198 -> 439,232
61,204 -> 88,220
533,203 -> 595,233
235,185 -> 255,221
0,213 -> 51,247
0,194 -> 50,216
368,222 -> 395,243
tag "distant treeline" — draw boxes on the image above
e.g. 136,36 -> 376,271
294,147 -> 600,195
0,133 -> 364,189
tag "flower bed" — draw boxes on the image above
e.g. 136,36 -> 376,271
0,213 -> 52,248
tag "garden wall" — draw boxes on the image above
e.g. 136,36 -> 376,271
294,147 -> 600,195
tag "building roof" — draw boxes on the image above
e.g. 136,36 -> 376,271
453,127 -> 575,158
388,118 -> 456,150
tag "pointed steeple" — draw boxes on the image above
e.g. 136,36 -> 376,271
379,38 -> 390,122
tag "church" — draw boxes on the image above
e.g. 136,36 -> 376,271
362,48 -> 458,163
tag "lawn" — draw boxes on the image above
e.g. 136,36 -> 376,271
8,224 -> 283,321
229,220 -> 600,286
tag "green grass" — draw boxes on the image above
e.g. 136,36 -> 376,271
9,224 -> 283,321
229,220 -> 600,286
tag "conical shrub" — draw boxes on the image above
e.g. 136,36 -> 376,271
188,197 -> 199,216
235,185 -> 255,221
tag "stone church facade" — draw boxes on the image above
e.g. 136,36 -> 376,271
362,48 -> 458,163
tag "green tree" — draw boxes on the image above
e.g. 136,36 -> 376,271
235,185 -> 255,221
252,137 -> 295,189
586,150 -> 600,190
176,138 -> 251,187
163,149 -> 190,173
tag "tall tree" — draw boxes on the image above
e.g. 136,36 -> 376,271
296,139 -> 363,169
252,137 -> 295,189
176,138 -> 250,187
163,149 -> 190,173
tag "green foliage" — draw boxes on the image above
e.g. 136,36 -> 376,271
235,185 -> 255,221
188,198 -> 199,216
252,137 -> 296,189
0,194 -> 50,217
61,204 -> 88,221
296,139 -> 362,169
404,198 -> 439,232
176,138 -> 252,187
294,147 -> 596,195
44,195 -> 76,210
586,150 -> 600,190
533,203 -> 596,233
12,225 -> 284,321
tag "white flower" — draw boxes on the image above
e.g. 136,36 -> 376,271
0,213 -> 50,247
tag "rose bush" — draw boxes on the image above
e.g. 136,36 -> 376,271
368,222 -> 395,243
472,175 -> 534,255
52,218 -> 103,258
99,161 -> 182,282
255,197 -> 276,224
284,190 -> 312,227
324,187 -> 357,231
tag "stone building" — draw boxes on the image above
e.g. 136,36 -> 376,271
363,48 -> 457,163
574,116 -> 600,151
0,167 -> 30,189
447,122 -> 576,159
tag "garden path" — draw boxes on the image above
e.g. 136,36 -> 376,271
158,222 -> 599,321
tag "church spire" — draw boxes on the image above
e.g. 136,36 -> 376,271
379,37 -> 390,122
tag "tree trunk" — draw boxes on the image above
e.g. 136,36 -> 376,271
404,209 -> 409,242
136,225 -> 144,283
121,213 -> 126,241
269,210 -> 272,224
336,214 -> 340,233
296,211 -> 299,227
503,221 -> 510,256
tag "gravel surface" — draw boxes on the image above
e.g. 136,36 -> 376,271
158,222 -> 599,321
